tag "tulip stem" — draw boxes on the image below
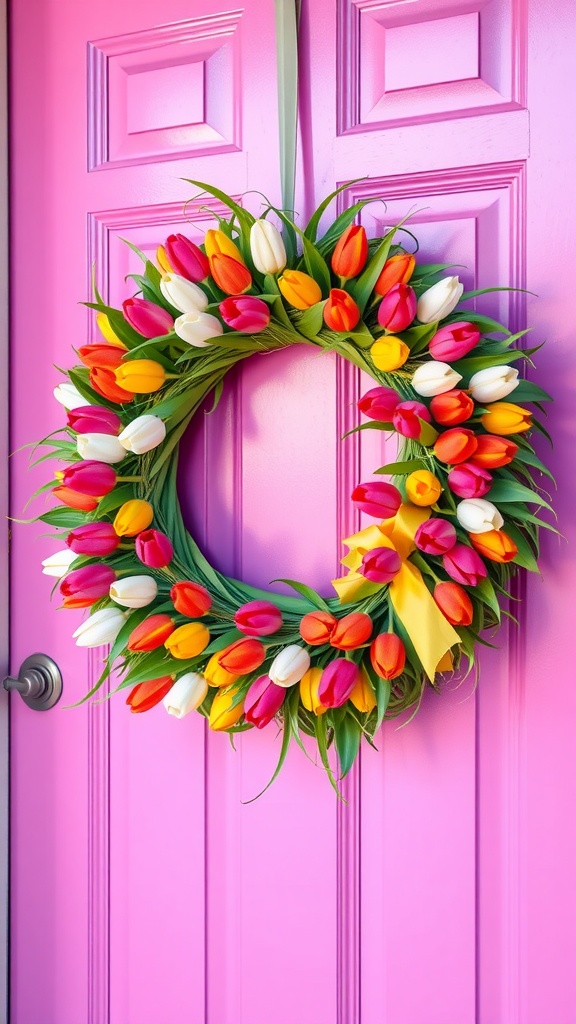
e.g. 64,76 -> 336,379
165,373 -> 180,380
116,476 -> 142,482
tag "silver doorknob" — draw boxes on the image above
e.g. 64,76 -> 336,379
3,654 -> 63,711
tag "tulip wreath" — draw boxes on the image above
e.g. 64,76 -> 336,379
34,180 -> 554,793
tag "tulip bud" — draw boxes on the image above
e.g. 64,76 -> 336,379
67,406 -> 122,436
370,633 -> 406,679
60,565 -> 117,608
208,684 -> 245,730
470,435 -> 518,468
433,581 -> 473,626
414,518 -> 457,555
218,638 -> 266,675
349,668 -> 377,713
126,676 -> 174,714
170,580 -> 212,618
164,233 -> 209,282
122,297 -> 174,338
89,366 -> 135,404
481,402 -> 532,435
128,614 -> 175,652
370,336 -> 410,371
52,486 -> 100,512
250,219 -> 287,274
277,269 -> 322,309
62,460 -> 116,497
377,283 -> 417,332
269,645 -> 311,688
118,414 -> 166,455
164,622 -> 210,660
219,296 -> 270,333
317,659 -> 359,708
300,668 -> 327,716
159,273 -> 209,313
113,500 -> 154,537
374,252 -> 416,296
115,359 -> 166,394
163,672 -> 208,718
412,361 -> 462,397
72,605 -> 128,647
447,462 -> 492,499
204,652 -> 239,688
204,229 -> 243,261
406,470 -> 443,507
42,548 -> 78,578
434,428 -> 478,465
67,522 -> 121,556
469,529 -> 518,563
109,575 -> 158,609
244,675 -> 286,728
330,612 -> 373,650
209,253 -> 252,295
456,497 -> 503,534
469,366 -> 520,404
331,225 -> 368,279
234,600 -> 282,637
323,288 -> 361,332
299,610 -> 337,646
416,276 -> 463,323
174,310 -> 224,347
77,432 -> 127,464
351,481 -> 402,519
96,312 -> 127,348
357,386 -> 401,422
392,400 -> 432,440
135,529 -> 173,568
157,247 -> 172,272
429,389 -> 474,426
442,544 -> 487,586
428,321 -> 480,361
360,546 -> 402,584
54,382 -> 88,409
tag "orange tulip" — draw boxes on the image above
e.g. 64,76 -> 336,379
204,652 -> 240,688
481,402 -> 532,435
127,614 -> 175,652
77,344 -> 124,369
469,529 -> 518,563
299,610 -> 337,645
209,253 -> 252,294
370,633 -> 406,679
331,225 -> 368,279
52,485 -> 99,511
208,683 -> 245,730
164,622 -> 210,660
434,428 -> 478,464
89,366 -> 135,404
170,581 -> 212,617
433,581 -> 473,626
470,435 -> 518,469
330,612 -> 373,650
374,252 -> 416,296
126,675 -> 174,713
278,269 -> 322,309
349,667 -> 377,713
218,637 -> 266,674
323,288 -> 360,331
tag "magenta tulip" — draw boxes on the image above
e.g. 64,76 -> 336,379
392,400 -> 432,440
67,522 -> 121,556
67,406 -> 122,435
357,386 -> 401,422
234,600 -> 283,637
135,529 -> 173,568
447,462 -> 493,499
60,564 -> 117,608
351,481 -> 402,519
244,675 -> 286,729
122,297 -> 174,339
165,233 -> 209,283
360,546 -> 402,584
377,283 -> 417,332
219,296 -> 271,333
429,321 -> 480,361
414,518 -> 457,555
62,460 -> 116,497
318,659 -> 359,708
443,543 -> 487,586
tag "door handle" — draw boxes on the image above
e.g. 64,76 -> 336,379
2,654 -> 63,711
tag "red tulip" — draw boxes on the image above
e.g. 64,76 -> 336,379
392,400 -> 432,440
89,366 -> 135,404
218,638 -> 266,674
122,297 -> 174,338
470,435 -> 519,469
244,675 -> 286,729
429,389 -> 474,426
67,406 -> 122,435
60,564 -> 116,608
433,581 -> 473,626
317,659 -> 359,708
234,601 -> 283,637
442,543 -> 487,586
62,460 -> 116,496
414,518 -> 457,555
323,288 -> 361,331
377,283 -> 417,332
67,522 -> 121,556
135,529 -> 173,568
77,344 -> 124,369
330,612 -> 373,651
299,610 -> 337,646
351,481 -> 402,519
357,386 -> 401,422
170,581 -> 212,617
52,485 -> 99,511
165,233 -> 209,282
127,614 -> 176,652
360,546 -> 402,583
331,225 -> 368,278
209,253 -> 252,294
429,321 -> 480,361
447,462 -> 492,499
219,296 -> 270,333
126,676 -> 174,713
434,428 -> 478,465
370,633 -> 406,679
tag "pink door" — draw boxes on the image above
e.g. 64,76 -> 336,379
8,1 -> 575,1022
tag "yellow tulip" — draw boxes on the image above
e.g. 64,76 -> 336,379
480,402 -> 532,435
209,684 -> 245,730
113,499 -> 154,537
204,229 -> 244,263
115,359 -> 166,394
370,336 -> 410,371
96,312 -> 127,349
204,651 -> 240,688
406,470 -> 443,507
164,622 -> 210,660
278,269 -> 322,309
299,667 -> 327,716
156,244 -> 173,274
349,668 -> 377,713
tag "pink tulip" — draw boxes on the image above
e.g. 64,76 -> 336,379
447,462 -> 493,499
62,460 -> 116,497
122,297 -> 174,338
318,659 -> 359,708
414,518 -> 457,555
429,321 -> 480,361
357,386 -> 400,422
234,600 -> 283,637
135,529 -> 173,568
219,296 -> 271,333
67,522 -> 121,556
392,400 -> 432,440
165,234 -> 209,283
360,546 -> 402,584
443,543 -> 487,586
244,675 -> 286,729
60,564 -> 116,608
67,406 -> 122,435
377,283 -> 417,332
351,481 -> 402,519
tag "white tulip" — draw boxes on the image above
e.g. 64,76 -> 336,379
412,361 -> 462,397
53,382 -> 87,409
250,219 -> 287,275
160,273 -> 209,313
468,366 -> 519,404
417,276 -> 464,323
163,672 -> 208,718
77,432 -> 126,464
118,415 -> 166,455
109,575 -> 158,609
174,310 -> 223,347
41,548 -> 78,578
72,606 -> 128,648
456,498 -> 504,534
269,644 -> 311,688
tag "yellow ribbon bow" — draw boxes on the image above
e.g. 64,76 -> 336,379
332,504 -> 459,681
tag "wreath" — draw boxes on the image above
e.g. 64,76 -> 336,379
34,180 -> 553,793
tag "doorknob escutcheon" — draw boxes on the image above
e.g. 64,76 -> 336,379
3,653 -> 63,711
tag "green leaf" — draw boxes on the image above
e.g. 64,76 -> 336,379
511,379 -> 553,403
348,213 -> 414,313
513,445 -> 555,482
504,522 -> 540,571
304,180 -> 365,243
314,716 -> 342,798
399,322 -> 438,354
292,301 -> 326,340
182,179 -> 255,251
417,418 -> 439,447
38,507 -> 87,528
341,420 -> 393,440
300,234 -> 331,296
374,458 -> 427,475
271,579 -> 331,612
333,710 -> 362,778
487,478 -> 552,510
202,628 -> 244,656
83,302 -> 144,350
